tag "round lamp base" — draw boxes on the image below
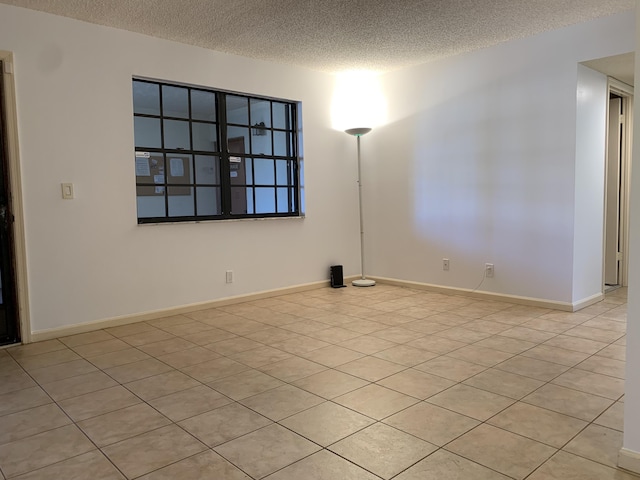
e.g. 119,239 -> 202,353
352,278 -> 376,287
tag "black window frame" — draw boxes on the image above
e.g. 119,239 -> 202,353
133,78 -> 301,224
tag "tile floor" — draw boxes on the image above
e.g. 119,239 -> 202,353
0,285 -> 635,479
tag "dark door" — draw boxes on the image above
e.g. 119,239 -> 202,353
0,60 -> 19,346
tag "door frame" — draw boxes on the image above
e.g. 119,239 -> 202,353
0,51 -> 31,344
605,77 -> 634,289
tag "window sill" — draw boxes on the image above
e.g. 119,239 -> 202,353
137,215 -> 305,226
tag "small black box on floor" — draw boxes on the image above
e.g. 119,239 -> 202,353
330,265 -> 346,288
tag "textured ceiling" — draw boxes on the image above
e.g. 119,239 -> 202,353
0,0 -> 635,73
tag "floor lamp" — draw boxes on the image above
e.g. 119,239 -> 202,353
346,127 -> 375,287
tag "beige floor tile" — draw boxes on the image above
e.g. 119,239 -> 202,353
551,369 -> 624,400
269,336 -> 331,355
0,424 -> 95,478
204,337 -> 263,355
522,384 -> 613,421
414,356 -> 486,382
180,328 -> 237,345
125,370 -> 200,401
582,317 -> 626,332
104,358 -> 173,383
543,335 -> 609,354
464,319 -> 512,334
338,335 -> 397,354
263,449 -> 379,480
0,370 -> 36,395
498,327 -> 556,343
11,450 -> 125,480
229,345 -> 292,368
495,355 -> 569,382
103,424 -> 206,479
343,319 -> 389,334
280,401 -> 374,446
209,369 -> 284,400
300,345 -> 365,367
240,384 -> 324,421
179,357 -> 249,382
58,385 -> 141,422
41,371 -> 118,401
373,344 -> 439,366
329,423 -> 437,479
406,336 -> 467,354
435,327 -> 492,343
563,424 -> 623,468
463,368 -> 544,399
71,339 -> 130,358
446,424 -> 556,480
281,319 -> 333,335
16,349 -> 81,371
215,424 -> 320,479
597,344 -> 626,361
78,403 -> 170,447
336,356 -> 406,382
180,402 -> 272,447
370,326 -> 425,344
563,326 -> 624,344
292,369 -> 369,399
149,384 -> 231,421
136,450 -> 250,480
137,338 -> 198,357
0,387 -> 52,416
146,315 -> 194,329
527,451 -> 638,480
258,356 -> 327,382
403,319 -> 450,335
384,401 -> 479,446
0,404 -> 71,445
121,329 -> 175,347
520,318 -> 575,334
426,384 -> 514,421
594,401 -> 624,431
59,330 -> 115,348
537,312 -> 594,325
575,356 -> 625,379
308,326 -> 363,343
519,344 -> 590,367
88,348 -> 151,370
7,340 -> 66,359
446,344 -> 514,367
28,358 -> 98,384
105,322 -> 158,338
156,346 -> 220,368
157,321 -> 215,337
334,384 -> 419,420
488,402 -> 587,448
394,449 -> 511,480
474,336 -> 537,354
377,369 -> 456,399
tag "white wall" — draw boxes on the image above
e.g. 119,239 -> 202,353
573,65 -> 608,303
0,4 -> 360,334
369,13 -> 634,305
622,0 -> 640,464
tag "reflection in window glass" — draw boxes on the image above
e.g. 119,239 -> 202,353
133,81 -> 160,115
134,117 -> 162,148
251,133 -> 272,156
164,119 -> 190,150
167,186 -> 195,217
196,187 -> 220,215
254,159 -> 274,185
195,155 -> 219,184
276,160 -> 288,185
272,102 -> 290,129
277,188 -> 289,213
162,85 -> 189,118
250,99 -> 271,128
191,90 -> 216,121
255,187 -> 276,214
192,122 -> 217,152
226,95 -> 249,125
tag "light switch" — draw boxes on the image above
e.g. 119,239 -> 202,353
61,183 -> 74,199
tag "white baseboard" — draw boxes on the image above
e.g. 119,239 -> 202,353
370,276 -> 577,311
28,274 -> 598,343
618,448 -> 640,474
572,292 -> 606,311
29,279 -> 341,343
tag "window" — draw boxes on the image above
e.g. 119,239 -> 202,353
133,79 -> 301,223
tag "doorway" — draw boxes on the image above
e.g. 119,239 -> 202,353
604,80 -> 633,290
0,59 -> 19,346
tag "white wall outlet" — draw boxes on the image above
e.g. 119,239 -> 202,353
225,270 -> 233,283
485,263 -> 494,278
443,258 -> 450,271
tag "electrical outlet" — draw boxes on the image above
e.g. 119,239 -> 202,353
443,258 -> 450,271
226,270 -> 233,283
485,263 -> 494,278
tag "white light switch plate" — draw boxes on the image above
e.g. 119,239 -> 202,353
61,183 -> 74,199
